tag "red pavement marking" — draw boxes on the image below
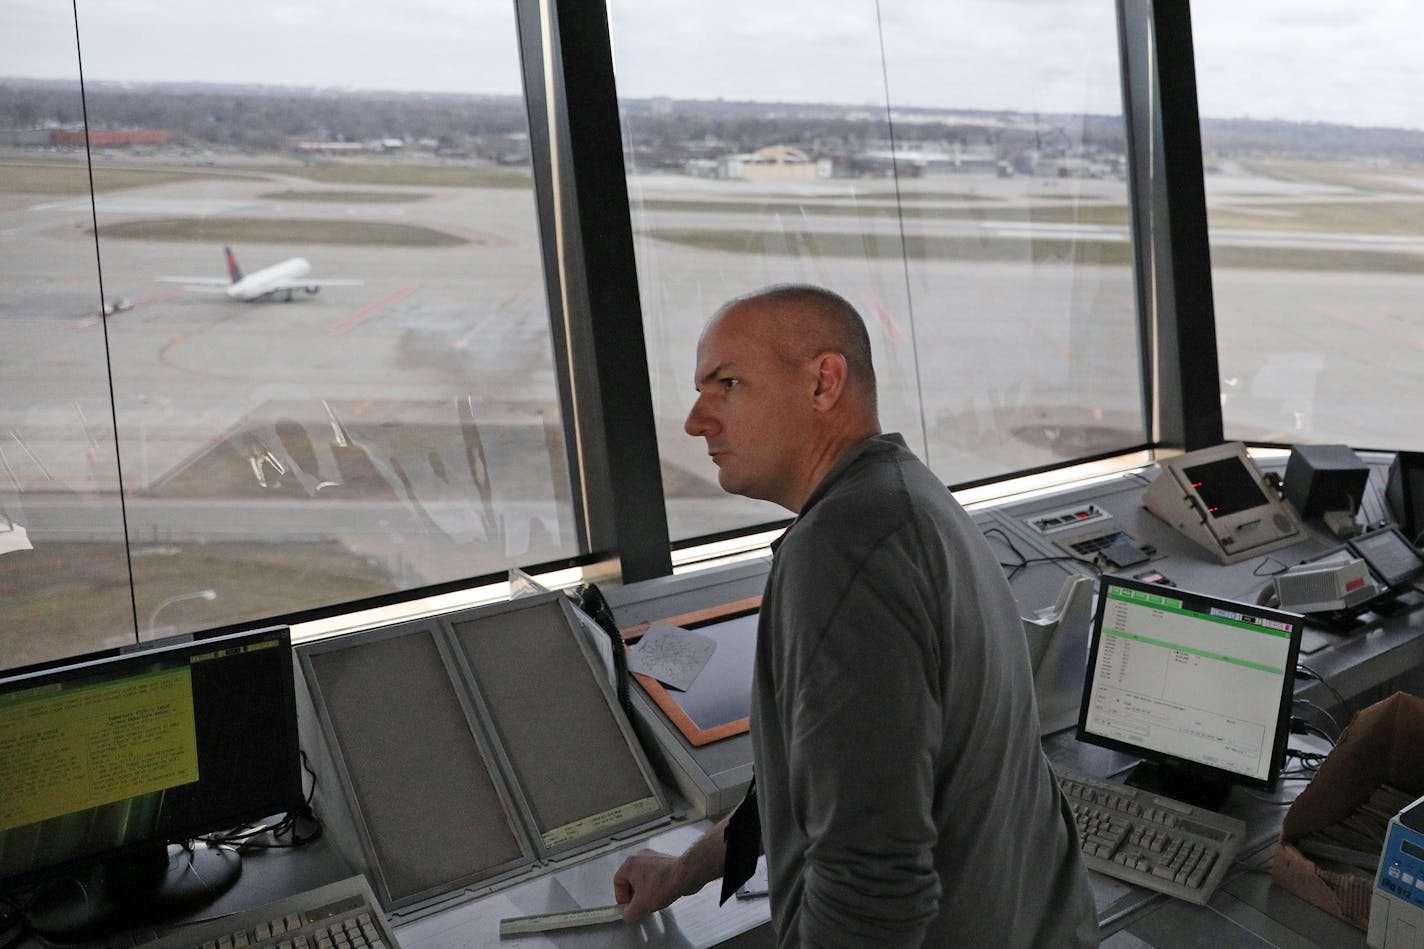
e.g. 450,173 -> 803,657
327,284 -> 416,335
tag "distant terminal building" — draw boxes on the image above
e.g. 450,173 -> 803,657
294,138 -> 405,155
861,143 -> 1000,177
50,129 -> 167,147
715,145 -> 829,182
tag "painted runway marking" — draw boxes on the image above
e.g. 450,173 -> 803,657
327,283 -> 415,335
1314,304 -> 1424,353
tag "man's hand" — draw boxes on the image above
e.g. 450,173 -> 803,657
613,849 -> 688,922
612,813 -> 731,922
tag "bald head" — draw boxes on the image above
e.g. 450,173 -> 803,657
685,284 -> 883,511
713,284 -> 879,416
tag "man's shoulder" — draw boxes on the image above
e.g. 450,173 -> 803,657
775,443 -> 954,585
803,438 -> 954,529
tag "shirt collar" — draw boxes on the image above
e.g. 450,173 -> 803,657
770,433 -> 907,553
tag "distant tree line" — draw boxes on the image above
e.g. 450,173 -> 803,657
0,80 -> 531,154
3,79 -> 1421,165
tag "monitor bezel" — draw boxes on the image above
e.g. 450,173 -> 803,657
1075,575 -> 1303,794
0,625 -> 302,891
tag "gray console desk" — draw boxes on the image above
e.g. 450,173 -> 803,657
16,451 -> 1422,949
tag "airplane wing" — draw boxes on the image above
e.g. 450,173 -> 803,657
155,276 -> 231,286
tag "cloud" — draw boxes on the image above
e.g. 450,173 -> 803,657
2,0 -> 1420,131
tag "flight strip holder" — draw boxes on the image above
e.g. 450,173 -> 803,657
1143,441 -> 1305,565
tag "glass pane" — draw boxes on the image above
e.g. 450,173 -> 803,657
610,0 -> 1143,542
1193,1 -> 1424,449
1,21 -> 133,666
1,1 -> 576,665
879,1 -> 1142,481
610,1 -> 917,539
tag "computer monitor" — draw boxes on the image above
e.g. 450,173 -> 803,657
1348,527 -> 1424,591
1076,575 -> 1303,809
0,626 -> 303,939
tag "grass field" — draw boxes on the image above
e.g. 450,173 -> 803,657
637,197 -> 1132,226
646,227 -> 1424,273
646,228 -> 1134,266
0,162 -> 254,194
3,157 -> 535,193
268,162 -> 532,189
0,539 -> 391,668
1238,159 -> 1424,195
257,189 -> 431,203
97,216 -> 468,246
1209,199 -> 1424,236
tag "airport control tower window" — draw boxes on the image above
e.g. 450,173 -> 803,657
0,2 -> 578,666
608,0 -> 1146,542
1191,1 -> 1424,453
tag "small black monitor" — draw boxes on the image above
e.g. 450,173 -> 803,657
1284,443 -> 1369,517
0,627 -> 302,939
1386,452 -> 1424,545
1077,576 -> 1303,809
1181,455 -> 1272,518
1348,527 -> 1424,591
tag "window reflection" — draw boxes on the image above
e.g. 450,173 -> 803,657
610,0 -> 1143,542
1192,1 -> 1424,450
1,2 -> 575,666
1,23 -> 132,663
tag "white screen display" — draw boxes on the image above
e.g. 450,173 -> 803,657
1083,582 -> 1296,781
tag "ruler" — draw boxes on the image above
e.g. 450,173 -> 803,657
498,904 -> 625,936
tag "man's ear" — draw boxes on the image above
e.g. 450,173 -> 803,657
810,352 -> 849,409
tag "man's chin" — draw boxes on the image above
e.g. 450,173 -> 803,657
717,470 -> 770,503
716,469 -> 749,498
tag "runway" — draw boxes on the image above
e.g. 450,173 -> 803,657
2,151 -> 1421,661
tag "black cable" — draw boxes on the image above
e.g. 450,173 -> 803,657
1285,751 -> 1328,772
1296,662 -> 1350,720
983,527 -> 1099,580
1292,701 -> 1341,742
0,901 -> 26,949
1252,556 -> 1292,577
198,750 -> 323,850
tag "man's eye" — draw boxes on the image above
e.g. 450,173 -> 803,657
720,378 -> 739,391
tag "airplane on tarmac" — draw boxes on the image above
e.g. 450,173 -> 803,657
157,246 -> 362,302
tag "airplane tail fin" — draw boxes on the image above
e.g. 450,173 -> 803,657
224,246 -> 244,284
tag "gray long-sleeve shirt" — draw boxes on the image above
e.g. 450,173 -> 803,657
751,434 -> 1098,948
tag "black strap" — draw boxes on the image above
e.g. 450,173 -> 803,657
719,779 -> 762,905
571,583 -> 630,714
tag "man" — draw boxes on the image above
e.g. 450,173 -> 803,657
613,285 -> 1098,947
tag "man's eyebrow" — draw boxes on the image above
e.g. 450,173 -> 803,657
696,361 -> 734,387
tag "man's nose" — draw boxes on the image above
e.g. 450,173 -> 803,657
685,396 -> 716,438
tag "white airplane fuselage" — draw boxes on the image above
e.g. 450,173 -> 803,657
227,258 -> 313,301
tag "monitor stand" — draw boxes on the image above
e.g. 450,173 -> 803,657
24,842 -> 240,941
1124,759 -> 1233,812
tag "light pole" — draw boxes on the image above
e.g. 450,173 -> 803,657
146,589 -> 217,635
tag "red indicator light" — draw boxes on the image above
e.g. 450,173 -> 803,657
1191,480 -> 1204,489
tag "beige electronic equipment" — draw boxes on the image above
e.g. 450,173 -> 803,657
1273,557 -> 1379,614
1143,442 -> 1304,564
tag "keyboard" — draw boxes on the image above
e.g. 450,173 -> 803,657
1057,769 -> 1246,905
137,875 -> 401,949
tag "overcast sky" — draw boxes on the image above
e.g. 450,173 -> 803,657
2,0 -> 1420,131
